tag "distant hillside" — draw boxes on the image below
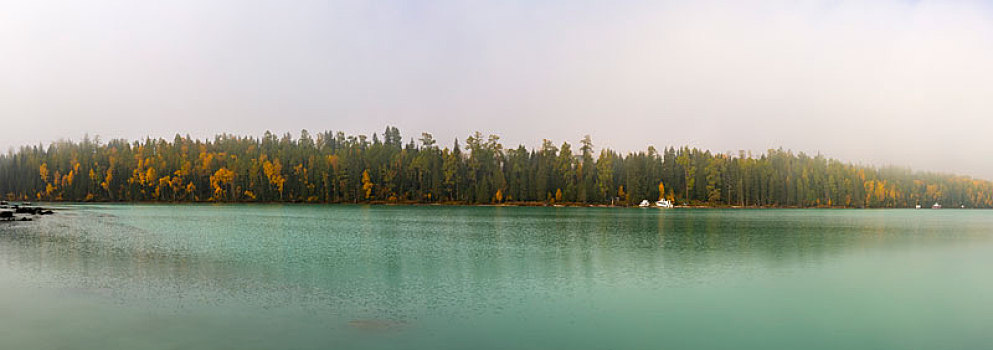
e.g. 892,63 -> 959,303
1,127 -> 990,208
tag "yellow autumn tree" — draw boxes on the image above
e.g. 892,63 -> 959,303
45,183 -> 57,199
39,163 -> 49,183
361,170 -> 374,199
658,181 -> 666,200
186,183 -> 197,201
199,151 -> 214,172
494,188 -> 504,203
263,159 -> 286,200
145,167 -> 157,187
88,168 -> 99,183
157,176 -> 171,200
169,176 -> 184,201
209,167 -> 236,201
63,169 -> 74,188
102,168 -> 113,196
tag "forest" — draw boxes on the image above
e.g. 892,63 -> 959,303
1,127 -> 991,208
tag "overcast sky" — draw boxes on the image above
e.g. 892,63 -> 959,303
2,0 -> 992,178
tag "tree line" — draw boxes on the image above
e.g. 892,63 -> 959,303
1,127 -> 990,208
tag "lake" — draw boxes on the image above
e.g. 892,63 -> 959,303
1,205 -> 991,349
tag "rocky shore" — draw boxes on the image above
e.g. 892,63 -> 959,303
0,201 -> 54,222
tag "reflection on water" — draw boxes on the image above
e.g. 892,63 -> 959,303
1,205 -> 992,349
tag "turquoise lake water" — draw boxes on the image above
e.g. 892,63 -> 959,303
1,205 -> 991,349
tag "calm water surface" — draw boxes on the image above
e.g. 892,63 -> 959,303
1,205 -> 991,349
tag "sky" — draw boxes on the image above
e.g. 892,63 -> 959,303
1,0 -> 992,179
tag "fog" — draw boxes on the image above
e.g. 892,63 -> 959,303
2,0 -> 992,178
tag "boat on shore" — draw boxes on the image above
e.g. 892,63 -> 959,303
932,203 -> 942,209
656,199 -> 674,208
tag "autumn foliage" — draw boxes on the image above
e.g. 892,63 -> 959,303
0,129 -> 991,208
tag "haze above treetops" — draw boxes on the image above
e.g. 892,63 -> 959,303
2,1 -> 992,178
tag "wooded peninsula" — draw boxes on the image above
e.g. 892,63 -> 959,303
1,127 -> 990,208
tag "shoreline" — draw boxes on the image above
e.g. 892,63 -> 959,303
21,200 -> 971,210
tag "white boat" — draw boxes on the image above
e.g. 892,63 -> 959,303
915,204 -> 921,209
932,202 -> 941,209
638,200 -> 651,207
656,199 -> 674,208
